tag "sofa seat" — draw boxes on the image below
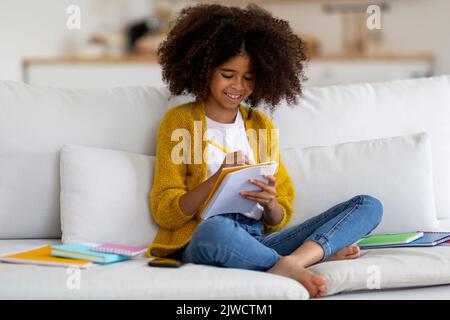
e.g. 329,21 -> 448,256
2,239 -> 450,299
0,239 -> 308,300
323,284 -> 450,300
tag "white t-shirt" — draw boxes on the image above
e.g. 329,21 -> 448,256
205,110 -> 264,220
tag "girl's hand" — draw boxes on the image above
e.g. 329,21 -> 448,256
218,150 -> 253,172
240,175 -> 277,211
210,151 -> 253,186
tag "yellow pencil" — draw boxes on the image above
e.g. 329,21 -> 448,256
206,140 -> 232,154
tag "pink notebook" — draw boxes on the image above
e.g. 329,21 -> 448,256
90,243 -> 146,257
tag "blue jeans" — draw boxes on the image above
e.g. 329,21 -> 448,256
181,195 -> 383,271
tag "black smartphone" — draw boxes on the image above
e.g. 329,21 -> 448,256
148,257 -> 184,268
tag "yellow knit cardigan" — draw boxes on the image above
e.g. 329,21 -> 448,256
146,101 -> 296,258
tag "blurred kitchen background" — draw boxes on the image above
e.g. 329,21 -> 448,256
1,0 -> 449,89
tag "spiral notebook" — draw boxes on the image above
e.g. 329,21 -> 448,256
90,243 -> 146,257
52,244 -> 130,264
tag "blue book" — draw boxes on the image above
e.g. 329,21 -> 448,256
51,244 -> 130,264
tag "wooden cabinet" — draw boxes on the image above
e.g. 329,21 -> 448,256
23,53 -> 433,89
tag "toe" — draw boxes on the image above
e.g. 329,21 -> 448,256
349,246 -> 361,259
340,246 -> 352,255
312,274 -> 327,287
316,286 -> 327,298
349,245 -> 358,254
345,245 -> 360,258
344,246 -> 357,256
307,285 -> 319,299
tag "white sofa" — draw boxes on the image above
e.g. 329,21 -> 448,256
1,76 -> 450,300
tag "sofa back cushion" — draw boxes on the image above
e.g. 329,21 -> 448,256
60,145 -> 158,247
0,81 -> 189,238
273,76 -> 450,221
1,76 -> 450,239
282,132 -> 438,234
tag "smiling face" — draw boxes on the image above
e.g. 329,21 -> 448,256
205,53 -> 255,114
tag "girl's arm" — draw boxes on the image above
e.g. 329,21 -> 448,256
151,109 -> 194,230
179,170 -> 220,215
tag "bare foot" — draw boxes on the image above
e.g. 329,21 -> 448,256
268,256 -> 327,298
327,244 -> 361,261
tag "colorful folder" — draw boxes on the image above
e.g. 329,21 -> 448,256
0,245 -> 93,269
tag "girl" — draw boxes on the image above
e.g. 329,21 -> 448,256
147,4 -> 383,298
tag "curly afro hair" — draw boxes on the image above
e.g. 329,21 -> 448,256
157,3 -> 308,116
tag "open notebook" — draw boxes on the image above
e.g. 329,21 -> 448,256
199,161 -> 278,220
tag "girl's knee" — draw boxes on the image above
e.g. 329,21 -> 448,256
184,215 -> 240,266
358,195 -> 383,225
191,215 -> 236,245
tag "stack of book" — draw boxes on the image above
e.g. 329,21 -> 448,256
357,231 -> 450,249
0,243 -> 146,268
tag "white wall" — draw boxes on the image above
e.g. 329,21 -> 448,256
1,0 -> 449,82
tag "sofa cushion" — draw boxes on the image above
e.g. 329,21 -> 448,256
322,284 -> 450,300
273,76 -> 450,221
60,145 -> 158,247
309,246 -> 450,297
282,132 -> 438,234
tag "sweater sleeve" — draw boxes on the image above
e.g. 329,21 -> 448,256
150,109 -> 195,230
